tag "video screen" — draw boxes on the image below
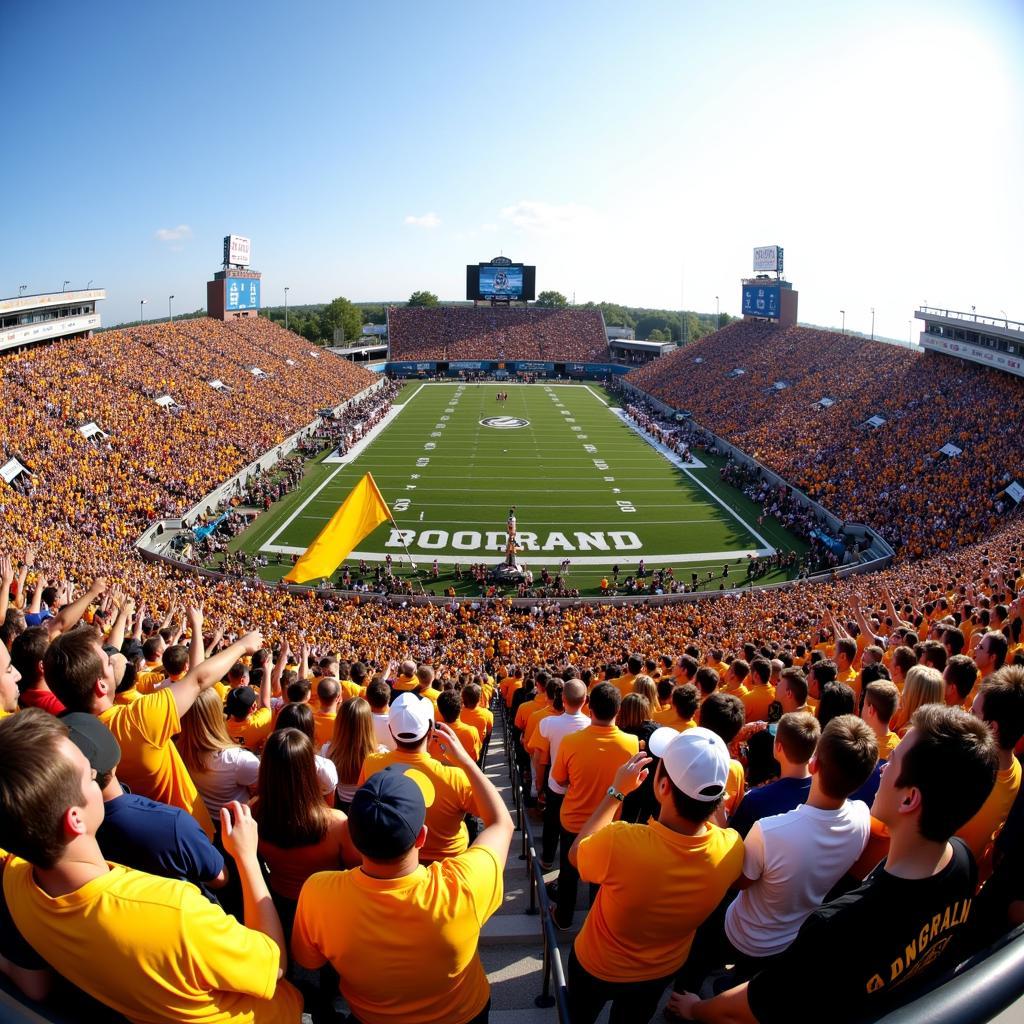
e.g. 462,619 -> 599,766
479,265 -> 523,299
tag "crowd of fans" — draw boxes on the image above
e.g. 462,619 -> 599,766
387,306 -> 609,363
1,316 -> 1024,1022
629,320 -> 1024,557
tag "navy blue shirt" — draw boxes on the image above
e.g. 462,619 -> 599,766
728,775 -> 812,838
98,792 -> 223,893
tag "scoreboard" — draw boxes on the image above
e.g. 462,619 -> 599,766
742,285 -> 780,319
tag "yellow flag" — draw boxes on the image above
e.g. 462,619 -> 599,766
284,473 -> 392,584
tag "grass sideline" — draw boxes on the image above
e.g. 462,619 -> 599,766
229,383 -> 808,596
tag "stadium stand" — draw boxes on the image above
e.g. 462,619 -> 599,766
1,316 -> 1024,1022
387,305 -> 609,362
628,320 -> 1024,558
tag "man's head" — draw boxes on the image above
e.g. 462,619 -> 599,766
389,692 -> 434,749
9,627 -> 47,691
975,631 -> 1008,676
873,704 -> 998,842
225,685 -> 258,721
649,726 -> 730,824
0,710 -> 104,867
562,679 -> 587,712
462,683 -> 482,710
811,715 -> 878,800
807,659 -> 837,700
775,712 -> 820,768
317,677 -> 341,711
399,659 -> 417,680
694,667 -> 719,698
348,766 -> 435,863
63,712 -> 121,793
835,637 -> 857,670
626,654 -> 643,676
588,682 -> 621,724
944,655 -> 978,707
0,640 -> 23,714
415,665 -> 436,694
162,644 -> 189,678
437,689 -> 461,725
973,665 -> 1024,752
365,679 -> 390,712
776,667 -> 808,712
749,658 -> 772,688
226,660 -> 249,689
672,684 -> 700,722
43,626 -> 115,714
862,681 -> 900,732
698,691 -> 745,745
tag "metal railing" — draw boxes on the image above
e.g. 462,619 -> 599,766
500,699 -> 570,1021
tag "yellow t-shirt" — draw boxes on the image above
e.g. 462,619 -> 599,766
136,668 -> 167,695
3,859 -> 302,1023
741,684 -> 776,724
429,719 -> 481,762
652,707 -> 696,732
227,707 -> 273,753
460,706 -> 493,745
610,674 -> 637,699
500,677 -> 522,708
314,711 -> 337,749
359,750 -> 478,862
99,688 -> 213,838
552,725 -> 639,834
725,758 -> 746,821
292,846 -> 502,1024
878,730 -> 901,761
574,819 -> 744,982
514,696 -> 544,733
524,705 -> 556,753
957,757 -> 1022,870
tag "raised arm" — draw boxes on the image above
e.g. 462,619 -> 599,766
271,640 -> 289,698
0,555 -> 13,624
167,630 -> 264,720
107,595 -> 134,653
45,577 -> 107,637
187,605 -> 205,671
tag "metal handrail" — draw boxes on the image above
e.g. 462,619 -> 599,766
501,701 -> 571,1021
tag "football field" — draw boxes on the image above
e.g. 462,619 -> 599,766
235,382 -> 807,594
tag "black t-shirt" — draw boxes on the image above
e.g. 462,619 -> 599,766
747,838 -> 977,1024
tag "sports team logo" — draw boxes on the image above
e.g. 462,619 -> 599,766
480,416 -> 529,429
493,271 -> 509,290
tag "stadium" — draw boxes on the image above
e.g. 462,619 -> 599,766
3,5 -> 1024,1024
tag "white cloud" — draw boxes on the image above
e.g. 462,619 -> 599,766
499,200 -> 599,236
154,224 -> 193,245
480,223 -> 498,232
404,212 -> 441,229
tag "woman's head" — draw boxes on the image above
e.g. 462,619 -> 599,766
618,693 -> 652,731
275,701 -> 314,742
899,665 -> 945,722
632,675 -> 658,707
177,688 -> 233,774
327,697 -> 377,785
255,728 -> 328,848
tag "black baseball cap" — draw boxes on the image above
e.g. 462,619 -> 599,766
62,712 -> 121,775
348,766 -> 436,860
225,685 -> 257,718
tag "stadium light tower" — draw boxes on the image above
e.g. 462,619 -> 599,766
18,285 -> 27,297
62,280 -> 70,292
284,287 -> 290,330
840,310 -> 846,336
139,298 -> 147,324
715,295 -> 720,328
870,307 -> 875,341
168,295 -> 175,324
908,321 -> 913,345
1001,309 -> 1009,327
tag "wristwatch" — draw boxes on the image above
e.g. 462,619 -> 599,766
607,785 -> 625,803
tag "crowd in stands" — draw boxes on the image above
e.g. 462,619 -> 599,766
2,316 -> 1024,1021
628,320 -> 1024,557
387,306 -> 609,363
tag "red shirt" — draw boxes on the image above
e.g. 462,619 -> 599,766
20,688 -> 65,716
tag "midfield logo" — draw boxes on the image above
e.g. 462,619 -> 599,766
480,416 -> 530,429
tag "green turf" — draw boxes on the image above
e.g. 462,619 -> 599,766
229,383 -> 808,595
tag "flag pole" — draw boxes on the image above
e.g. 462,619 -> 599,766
367,473 -> 425,595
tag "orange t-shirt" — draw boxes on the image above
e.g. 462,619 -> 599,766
552,725 -> 639,834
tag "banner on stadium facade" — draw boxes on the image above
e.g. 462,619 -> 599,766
810,529 -> 847,560
513,361 -> 554,373
449,361 -> 488,370
193,512 -> 230,541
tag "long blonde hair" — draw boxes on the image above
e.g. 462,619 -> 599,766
326,697 -> 378,786
177,688 -> 235,774
898,665 -> 945,728
632,675 -> 658,707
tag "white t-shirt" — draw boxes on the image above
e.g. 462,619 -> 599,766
315,754 -> 339,797
538,711 -> 591,795
192,746 -> 261,818
372,712 -> 397,751
725,799 -> 871,956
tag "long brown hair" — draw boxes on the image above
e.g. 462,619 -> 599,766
253,728 -> 329,848
326,697 -> 377,786
177,688 -> 235,775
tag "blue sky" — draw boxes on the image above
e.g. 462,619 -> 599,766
3,0 -> 1022,337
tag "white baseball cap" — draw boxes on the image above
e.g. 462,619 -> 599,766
648,726 -> 730,801
389,692 -> 434,742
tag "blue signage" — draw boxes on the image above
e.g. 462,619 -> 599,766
225,277 -> 260,311
513,361 -> 555,373
742,285 -> 780,319
449,360 -> 487,370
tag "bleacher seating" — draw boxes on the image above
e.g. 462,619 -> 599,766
387,305 -> 609,362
